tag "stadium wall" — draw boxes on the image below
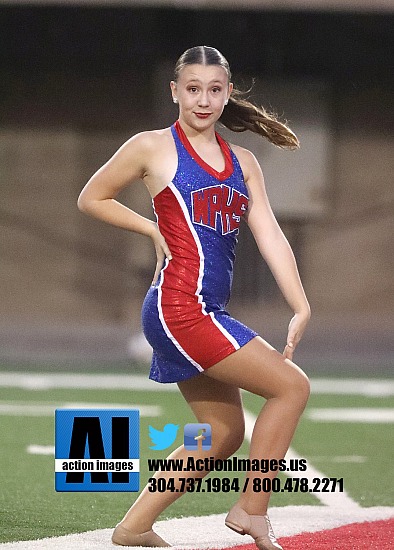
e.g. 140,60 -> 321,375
0,81 -> 392,328
0,7 -> 393,337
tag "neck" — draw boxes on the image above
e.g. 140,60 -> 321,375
177,118 -> 217,143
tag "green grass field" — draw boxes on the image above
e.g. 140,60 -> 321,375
0,369 -> 393,544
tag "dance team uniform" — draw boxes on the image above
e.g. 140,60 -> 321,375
142,121 -> 258,383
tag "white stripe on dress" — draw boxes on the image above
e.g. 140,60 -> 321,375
157,183 -> 238,369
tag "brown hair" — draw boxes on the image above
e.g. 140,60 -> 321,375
174,46 -> 299,150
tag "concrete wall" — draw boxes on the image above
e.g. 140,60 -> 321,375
0,82 -> 392,331
303,89 -> 394,314
0,128 -> 157,328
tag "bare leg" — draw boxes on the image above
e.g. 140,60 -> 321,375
116,375 -> 245,534
114,335 -> 309,547
204,336 -> 310,515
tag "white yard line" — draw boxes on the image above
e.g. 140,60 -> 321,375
310,378 -> 394,397
0,372 -> 393,396
0,372 -> 177,391
0,401 -> 161,417
243,409 -> 361,510
307,407 -> 394,423
27,445 -> 55,455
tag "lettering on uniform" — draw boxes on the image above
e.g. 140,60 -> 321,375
191,184 -> 248,235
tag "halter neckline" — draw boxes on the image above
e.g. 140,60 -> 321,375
174,120 -> 234,181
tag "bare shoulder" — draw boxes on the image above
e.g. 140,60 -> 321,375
114,127 -> 177,195
106,127 -> 174,182
230,143 -> 263,183
121,127 -> 173,156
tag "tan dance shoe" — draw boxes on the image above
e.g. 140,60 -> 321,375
112,523 -> 171,547
225,504 -> 283,550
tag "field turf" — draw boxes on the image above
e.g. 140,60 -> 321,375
0,369 -> 393,544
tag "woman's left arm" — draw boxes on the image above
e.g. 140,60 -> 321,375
239,148 -> 311,360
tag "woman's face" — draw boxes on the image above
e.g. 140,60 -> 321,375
171,64 -> 232,132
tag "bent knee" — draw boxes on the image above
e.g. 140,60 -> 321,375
291,370 -> 310,409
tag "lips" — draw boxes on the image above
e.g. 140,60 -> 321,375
195,113 -> 211,119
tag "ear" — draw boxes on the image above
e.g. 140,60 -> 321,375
227,82 -> 233,102
170,81 -> 177,103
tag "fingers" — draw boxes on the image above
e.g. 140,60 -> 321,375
151,229 -> 172,284
283,310 -> 310,359
153,227 -> 172,261
283,315 -> 300,359
285,319 -> 298,357
283,342 -> 294,360
151,248 -> 166,285
162,241 -> 173,261
157,240 -> 172,267
151,261 -> 161,286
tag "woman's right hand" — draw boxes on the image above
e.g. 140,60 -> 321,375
151,225 -> 172,285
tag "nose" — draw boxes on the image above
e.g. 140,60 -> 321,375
198,90 -> 209,107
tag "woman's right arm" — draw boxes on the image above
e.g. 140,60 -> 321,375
78,133 -> 155,236
77,132 -> 172,271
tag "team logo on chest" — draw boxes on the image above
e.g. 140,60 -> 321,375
191,184 -> 248,235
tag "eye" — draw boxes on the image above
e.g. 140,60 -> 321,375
188,86 -> 198,93
212,86 -> 222,93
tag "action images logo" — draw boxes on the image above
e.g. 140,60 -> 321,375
191,184 -> 248,235
55,409 -> 140,492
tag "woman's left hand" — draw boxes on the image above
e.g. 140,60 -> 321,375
283,310 -> 311,361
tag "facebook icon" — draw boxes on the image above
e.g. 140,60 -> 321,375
184,423 -> 212,451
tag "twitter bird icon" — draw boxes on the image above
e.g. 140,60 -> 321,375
149,424 -> 179,450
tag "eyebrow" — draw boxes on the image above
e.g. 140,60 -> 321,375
186,78 -> 225,85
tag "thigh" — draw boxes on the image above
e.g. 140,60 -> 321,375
204,336 -> 309,400
177,374 -> 244,430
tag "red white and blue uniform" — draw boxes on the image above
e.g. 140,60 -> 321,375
142,121 -> 257,383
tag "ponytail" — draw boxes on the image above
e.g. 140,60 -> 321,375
173,46 -> 299,150
219,88 -> 300,150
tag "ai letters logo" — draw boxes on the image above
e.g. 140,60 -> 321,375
55,409 -> 139,492
184,423 -> 212,451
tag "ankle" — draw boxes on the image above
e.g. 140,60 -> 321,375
234,501 -> 268,517
117,520 -> 153,535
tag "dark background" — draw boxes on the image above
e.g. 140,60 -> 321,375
1,7 -> 393,130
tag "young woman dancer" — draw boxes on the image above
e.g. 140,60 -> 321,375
78,46 -> 311,550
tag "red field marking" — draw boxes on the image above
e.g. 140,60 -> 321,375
214,518 -> 394,550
